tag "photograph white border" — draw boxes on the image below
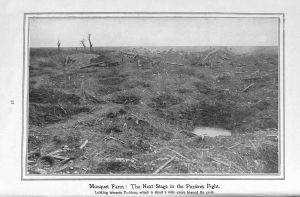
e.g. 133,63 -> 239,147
22,12 -> 285,180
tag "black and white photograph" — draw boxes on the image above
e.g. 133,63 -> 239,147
6,0 -> 300,195
24,14 -> 282,177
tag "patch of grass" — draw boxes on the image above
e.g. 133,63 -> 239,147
195,72 -> 206,79
242,76 -> 271,83
39,60 -> 58,68
29,80 -> 37,85
29,80 -> 37,90
148,94 -> 183,109
29,67 -> 55,77
192,81 -> 218,95
49,73 -> 83,89
27,135 -> 43,150
217,75 -> 232,83
127,138 -> 151,152
253,100 -> 271,111
96,68 -> 120,78
53,134 -> 81,147
97,85 -> 122,95
177,68 -> 196,76
177,88 -> 193,94
260,117 -> 278,129
257,143 -> 278,173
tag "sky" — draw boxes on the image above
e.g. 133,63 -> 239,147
29,17 -> 279,47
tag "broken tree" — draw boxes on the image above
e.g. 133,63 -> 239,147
57,40 -> 61,53
88,34 -> 93,52
80,39 -> 86,51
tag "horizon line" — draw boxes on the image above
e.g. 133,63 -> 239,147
30,45 -> 279,48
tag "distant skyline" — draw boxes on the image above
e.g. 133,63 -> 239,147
29,17 -> 279,47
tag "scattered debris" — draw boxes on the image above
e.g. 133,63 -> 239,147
228,142 -> 241,149
28,46 -> 279,175
80,62 -> 106,69
37,155 -> 55,168
162,148 -> 190,161
104,136 -> 125,145
153,155 -> 177,174
242,83 -> 255,92
80,140 -> 89,149
208,157 -> 230,167
165,62 -> 184,66
82,90 -> 105,104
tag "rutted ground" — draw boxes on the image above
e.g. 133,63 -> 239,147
27,47 -> 279,175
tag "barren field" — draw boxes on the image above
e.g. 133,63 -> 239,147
27,46 -> 279,175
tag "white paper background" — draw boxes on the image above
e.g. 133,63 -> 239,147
0,0 -> 299,196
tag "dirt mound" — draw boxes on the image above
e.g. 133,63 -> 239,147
91,160 -> 147,174
49,72 -> 83,89
155,92 -> 251,131
148,94 -> 183,109
90,54 -> 111,63
123,80 -> 151,89
95,67 -> 119,78
39,60 -> 58,68
189,48 -> 234,67
29,103 -> 90,126
106,109 -> 127,118
96,67 -> 128,86
53,134 -> 81,147
126,116 -> 173,140
30,48 -> 58,57
90,54 -> 120,67
29,86 -> 89,125
128,138 -> 151,152
192,81 -> 221,95
99,76 -> 127,86
105,126 -> 123,134
30,87 -> 81,104
111,94 -> 141,105
217,75 -> 232,84
178,91 -> 251,130
180,102 -> 236,129
253,100 -> 271,111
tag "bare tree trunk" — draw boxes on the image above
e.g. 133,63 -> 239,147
88,34 -> 93,52
57,40 -> 61,53
80,39 -> 86,52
